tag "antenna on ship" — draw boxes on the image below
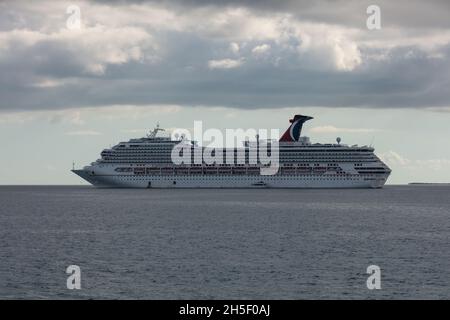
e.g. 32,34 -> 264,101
336,137 -> 341,145
148,122 -> 165,138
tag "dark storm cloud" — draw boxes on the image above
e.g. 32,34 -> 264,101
0,0 -> 450,111
94,0 -> 450,29
2,38 -> 449,111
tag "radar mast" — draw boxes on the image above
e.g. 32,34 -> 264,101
147,122 -> 165,138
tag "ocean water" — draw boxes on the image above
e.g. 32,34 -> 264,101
0,185 -> 449,299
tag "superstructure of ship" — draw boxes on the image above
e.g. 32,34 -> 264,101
72,115 -> 391,188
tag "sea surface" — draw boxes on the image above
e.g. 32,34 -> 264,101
0,185 -> 449,299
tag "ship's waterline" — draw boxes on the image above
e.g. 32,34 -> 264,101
72,115 -> 391,188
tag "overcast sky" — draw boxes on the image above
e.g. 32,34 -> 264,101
1,0 -> 450,184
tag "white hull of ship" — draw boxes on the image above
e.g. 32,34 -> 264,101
73,170 -> 389,189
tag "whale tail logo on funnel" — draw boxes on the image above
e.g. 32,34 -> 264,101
279,115 -> 313,142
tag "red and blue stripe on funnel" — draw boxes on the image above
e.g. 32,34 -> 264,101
279,115 -> 313,142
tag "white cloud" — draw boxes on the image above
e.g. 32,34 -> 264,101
293,23 -> 363,71
380,151 -> 411,166
3,1 -> 450,77
208,58 -> 244,69
252,44 -> 271,56
229,42 -> 240,54
0,25 -> 156,76
3,2 -> 359,73
189,7 -> 284,41
380,151 -> 450,171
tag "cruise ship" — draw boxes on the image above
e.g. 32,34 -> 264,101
72,115 -> 391,188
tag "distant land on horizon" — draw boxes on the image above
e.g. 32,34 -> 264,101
408,182 -> 450,185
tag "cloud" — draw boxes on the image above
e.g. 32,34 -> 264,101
252,44 -> 270,56
208,58 -> 244,69
0,0 -> 449,111
229,42 -> 240,54
0,25 -> 155,76
143,0 -> 450,30
380,151 -> 411,166
380,150 -> 450,171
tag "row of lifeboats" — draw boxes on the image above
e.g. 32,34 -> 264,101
131,166 -> 340,175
